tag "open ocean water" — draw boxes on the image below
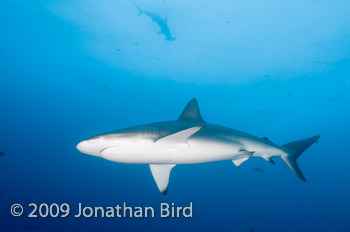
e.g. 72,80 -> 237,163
0,0 -> 350,231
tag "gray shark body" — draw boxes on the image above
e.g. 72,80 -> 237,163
135,4 -> 175,41
77,99 -> 319,194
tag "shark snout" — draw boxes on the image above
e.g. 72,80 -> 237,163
76,140 -> 101,157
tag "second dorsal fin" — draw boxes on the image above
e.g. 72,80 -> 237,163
178,99 -> 205,123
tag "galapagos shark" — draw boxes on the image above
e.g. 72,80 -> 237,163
77,99 -> 319,195
134,3 -> 176,41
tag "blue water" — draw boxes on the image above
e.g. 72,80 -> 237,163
1,0 -> 350,231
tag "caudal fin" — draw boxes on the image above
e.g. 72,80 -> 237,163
281,136 -> 320,182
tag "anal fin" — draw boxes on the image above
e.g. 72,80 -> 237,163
267,157 -> 275,165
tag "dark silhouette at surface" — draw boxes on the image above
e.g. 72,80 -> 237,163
134,3 -> 176,41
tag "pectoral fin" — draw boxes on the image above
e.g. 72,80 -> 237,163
156,126 -> 203,144
149,164 -> 176,195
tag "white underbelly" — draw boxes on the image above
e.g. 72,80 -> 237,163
101,139 -> 241,164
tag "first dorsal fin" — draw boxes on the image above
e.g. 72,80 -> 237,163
178,99 -> 205,123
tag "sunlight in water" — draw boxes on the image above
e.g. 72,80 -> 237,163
48,0 -> 350,84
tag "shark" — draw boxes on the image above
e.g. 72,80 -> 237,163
77,99 -> 319,195
134,3 -> 176,41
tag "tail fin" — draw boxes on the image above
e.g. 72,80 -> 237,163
281,136 -> 320,182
